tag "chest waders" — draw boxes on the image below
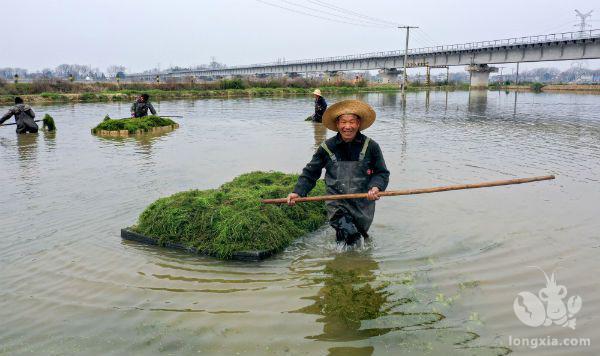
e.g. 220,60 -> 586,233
134,103 -> 149,118
321,137 -> 375,244
15,108 -> 38,134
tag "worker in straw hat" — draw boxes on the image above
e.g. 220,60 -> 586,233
287,100 -> 390,245
310,89 -> 327,123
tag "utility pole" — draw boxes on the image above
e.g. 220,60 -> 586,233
399,25 -> 418,96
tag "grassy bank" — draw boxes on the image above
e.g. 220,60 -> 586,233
0,78 -> 473,104
133,171 -> 327,259
0,85 -> 406,105
489,83 -> 600,92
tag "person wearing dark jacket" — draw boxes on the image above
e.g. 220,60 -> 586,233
0,97 -> 38,134
287,100 -> 390,244
311,89 -> 327,123
130,93 -> 157,118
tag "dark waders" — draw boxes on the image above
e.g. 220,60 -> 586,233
321,137 -> 375,244
17,112 -> 38,134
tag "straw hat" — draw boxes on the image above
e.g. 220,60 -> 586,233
322,100 -> 376,131
312,89 -> 322,96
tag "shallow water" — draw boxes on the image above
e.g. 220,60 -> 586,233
1,90 -> 599,355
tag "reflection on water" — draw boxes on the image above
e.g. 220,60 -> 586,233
312,122 -> 327,148
1,91 -> 599,354
42,130 -> 56,150
293,251 -> 510,355
468,89 -> 488,114
294,252 -> 392,342
94,129 -> 177,157
16,133 -> 38,162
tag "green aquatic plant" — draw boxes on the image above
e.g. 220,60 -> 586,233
42,114 -> 56,131
133,171 -> 327,259
91,115 -> 177,134
530,82 -> 545,93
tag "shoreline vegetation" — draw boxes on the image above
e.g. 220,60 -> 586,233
1,78 -> 598,104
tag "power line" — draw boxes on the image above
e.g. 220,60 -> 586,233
277,0 -> 393,28
539,20 -> 579,34
411,31 -> 436,48
255,0 -> 391,28
418,29 -> 439,46
305,0 -> 399,26
302,1 -> 441,48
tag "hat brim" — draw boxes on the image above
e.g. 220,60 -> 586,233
322,100 -> 376,132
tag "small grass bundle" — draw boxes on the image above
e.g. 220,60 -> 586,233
133,171 -> 327,259
91,115 -> 176,134
42,114 -> 56,131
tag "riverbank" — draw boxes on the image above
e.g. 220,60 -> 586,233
491,83 -> 600,92
0,86 -> 403,104
0,81 -> 473,104
4,82 -> 596,105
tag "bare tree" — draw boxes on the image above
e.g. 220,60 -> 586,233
106,65 -> 126,78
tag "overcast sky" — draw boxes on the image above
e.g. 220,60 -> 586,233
2,0 -> 598,73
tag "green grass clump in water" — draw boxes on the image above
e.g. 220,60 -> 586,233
91,115 -> 176,134
134,171 -> 327,259
42,114 -> 56,131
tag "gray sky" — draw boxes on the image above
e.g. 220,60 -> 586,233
2,0 -> 598,73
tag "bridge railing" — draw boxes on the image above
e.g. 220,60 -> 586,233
212,29 -> 600,70
129,29 -> 599,77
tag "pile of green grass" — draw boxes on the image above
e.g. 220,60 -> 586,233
91,115 -> 176,134
133,171 -> 327,259
42,114 -> 56,131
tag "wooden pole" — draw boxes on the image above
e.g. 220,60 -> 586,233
261,175 -> 555,204
2,119 -> 43,126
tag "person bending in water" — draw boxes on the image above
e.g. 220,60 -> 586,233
0,97 -> 38,134
287,100 -> 390,244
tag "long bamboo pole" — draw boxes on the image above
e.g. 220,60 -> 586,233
2,119 -> 43,126
261,175 -> 555,204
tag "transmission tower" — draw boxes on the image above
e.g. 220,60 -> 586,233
574,9 -> 593,37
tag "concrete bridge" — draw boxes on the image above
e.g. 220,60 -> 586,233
127,29 -> 600,87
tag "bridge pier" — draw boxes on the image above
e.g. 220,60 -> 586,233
465,64 -> 498,88
379,68 -> 402,84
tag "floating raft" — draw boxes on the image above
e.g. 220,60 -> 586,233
123,172 -> 327,260
121,228 -> 274,261
91,115 -> 179,137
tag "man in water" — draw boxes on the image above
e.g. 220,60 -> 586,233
0,97 -> 38,134
130,93 -> 157,118
311,89 -> 327,123
287,100 -> 390,244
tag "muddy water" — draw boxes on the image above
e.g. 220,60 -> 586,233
1,91 -> 599,355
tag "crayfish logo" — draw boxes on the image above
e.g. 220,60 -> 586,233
513,266 -> 582,329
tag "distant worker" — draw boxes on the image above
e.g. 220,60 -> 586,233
130,93 -> 157,118
0,97 -> 38,134
311,89 -> 327,123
